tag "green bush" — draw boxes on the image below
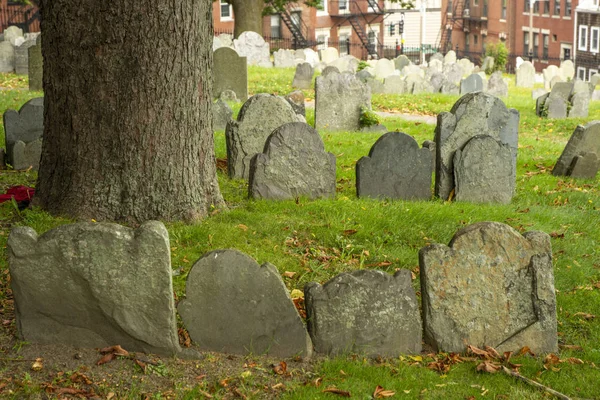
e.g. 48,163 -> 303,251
359,106 -> 380,127
357,60 -> 369,72
484,42 -> 508,74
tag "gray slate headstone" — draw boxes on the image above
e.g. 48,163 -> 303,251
305,270 -> 422,357
434,92 -> 519,200
0,41 -> 15,73
249,122 -> 336,200
292,62 -> 314,89
315,71 -> 371,131
393,54 -> 411,71
460,74 -> 484,95
487,71 -> 508,97
213,47 -> 248,101
567,152 -> 599,179
14,39 -> 35,75
383,75 -> 406,94
454,135 -> 515,204
226,93 -> 300,179
212,99 -> 233,131
419,221 -> 558,353
366,78 -> 385,94
356,69 -> 373,83
3,26 -> 23,46
321,65 -> 340,77
443,62 -> 464,85
178,249 -> 312,357
285,90 -> 306,117
568,92 -> 590,118
220,89 -> 238,102
429,53 -> 444,63
8,221 -> 182,356
481,56 -> 495,72
3,97 -> 43,170
430,73 -> 446,93
516,61 -> 535,88
553,121 -> 600,177
28,37 -> 42,91
274,49 -> 296,68
356,132 -> 431,200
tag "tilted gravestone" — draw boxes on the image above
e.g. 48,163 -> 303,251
315,71 -> 371,131
178,249 -> 312,357
481,56 -> 494,72
8,221 -> 182,356
212,99 -> 233,131
292,62 -> 314,89
213,47 -> 248,101
233,31 -> 271,67
454,135 -> 515,204
28,36 -> 42,91
536,81 -> 591,119
226,93 -> 300,180
356,132 -> 431,200
249,122 -> 336,200
3,97 -> 44,170
460,74 -> 483,95
516,61 -> 535,88
552,121 -> 600,179
487,71 -> 508,97
434,92 -> 519,201
305,270 -> 422,357
419,221 -> 558,353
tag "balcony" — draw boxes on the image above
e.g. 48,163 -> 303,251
462,4 -> 488,20
328,0 -> 384,17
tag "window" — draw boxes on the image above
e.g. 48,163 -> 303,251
339,34 -> 350,55
533,32 -> 539,57
525,1 -> 530,12
565,0 -> 571,17
339,0 -> 348,12
533,1 -> 539,13
591,27 -> 600,53
554,0 -> 560,15
465,33 -> 470,52
501,0 -> 507,19
367,30 -> 376,54
291,11 -> 301,30
543,0 -> 550,14
543,34 -> 549,59
474,35 -> 478,46
579,25 -> 588,51
524,32 -> 530,56
317,0 -> 328,15
220,0 -> 232,20
577,67 -> 586,80
474,0 -> 478,6
316,28 -> 330,50
483,0 -> 488,16
447,0 -> 453,13
270,15 -> 281,38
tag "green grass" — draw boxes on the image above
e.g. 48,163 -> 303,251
2,68 -> 600,399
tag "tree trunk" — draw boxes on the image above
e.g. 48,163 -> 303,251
231,0 -> 264,38
36,0 -> 224,223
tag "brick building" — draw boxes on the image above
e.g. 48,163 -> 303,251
213,1 -> 388,60
574,0 -> 600,80
0,0 -> 40,33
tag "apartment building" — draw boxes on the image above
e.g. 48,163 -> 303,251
382,0 -> 442,48
574,0 -> 600,80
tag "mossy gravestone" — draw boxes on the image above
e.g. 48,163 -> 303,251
178,249 -> 312,357
419,222 -> 557,354
213,47 -> 247,101
8,221 -> 182,356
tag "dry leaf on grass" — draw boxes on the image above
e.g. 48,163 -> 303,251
373,385 -> 395,398
273,361 -> 287,375
30,358 -> 43,371
476,361 -> 501,373
96,353 -> 115,366
99,345 -> 129,356
322,387 -> 351,397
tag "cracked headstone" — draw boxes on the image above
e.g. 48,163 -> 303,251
356,131 -> 432,200
3,97 -> 43,170
249,122 -> 336,200
178,249 -> 312,357
305,269 -> 422,357
8,221 -> 182,356
226,94 -> 300,179
419,221 -> 558,353
552,121 -> 600,178
213,47 -> 248,101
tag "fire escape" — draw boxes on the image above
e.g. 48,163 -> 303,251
437,0 -> 488,54
278,7 -> 313,49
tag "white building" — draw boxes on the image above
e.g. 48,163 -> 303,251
383,0 -> 442,48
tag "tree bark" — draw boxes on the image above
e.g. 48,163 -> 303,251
231,0 -> 264,38
36,0 -> 224,223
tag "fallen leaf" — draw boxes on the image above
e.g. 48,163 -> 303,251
574,312 -> 596,320
408,355 -> 423,362
484,346 -> 501,359
518,346 -> 535,356
283,271 -> 296,279
323,387 -> 351,397
134,359 -> 147,372
373,385 -> 395,398
107,393 -> 116,400
96,353 -> 115,366
100,345 -> 129,356
476,361 -> 501,373
237,224 -> 248,231
314,377 -> 323,387
272,383 -> 284,390
566,357 -> 584,365
342,229 -> 357,236
178,328 -> 192,348
468,345 -> 490,358
559,344 -> 583,351
273,361 -> 287,375
31,358 -> 43,371
550,232 -> 565,239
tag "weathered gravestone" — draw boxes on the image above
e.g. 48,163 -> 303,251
569,80 -> 592,118
560,59 -> 575,81
321,65 -> 340,77
481,56 -> 494,73
383,75 -> 406,94
429,52 -> 444,63
292,62 -> 314,89
434,92 -> 519,200
454,135 -> 515,204
249,122 -> 336,200
0,41 -> 15,73
319,47 -> 339,64
226,93 -> 300,179
443,50 -> 457,65
3,26 -> 23,46
285,90 -> 306,117
213,47 -> 248,101
419,221 -> 558,353
356,132 -> 431,200
443,62 -> 464,85
516,61 -> 535,88
3,97 -> 43,170
374,58 -> 396,80
394,54 -> 411,71
543,65 -> 560,90
8,221 -> 182,356
274,49 -> 296,68
552,121 -> 600,179
356,69 -> 373,83
178,249 -> 312,357
14,38 -> 35,75
315,71 -> 371,131
28,37 -> 42,91
212,99 -> 233,131
487,71 -> 508,97
305,270 -> 422,357
233,31 -> 271,67
458,58 -> 475,77
460,74 -> 484,95
329,55 -> 359,74
430,73 -> 446,93
536,81 -> 591,119
220,89 -> 238,102
407,74 -> 434,94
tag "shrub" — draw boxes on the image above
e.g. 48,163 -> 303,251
359,106 -> 380,127
484,42 -> 508,74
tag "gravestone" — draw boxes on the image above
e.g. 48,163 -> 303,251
319,47 -> 339,64
383,75 -> 406,94
407,74 -> 434,94
321,65 -> 340,77
543,65 -> 560,90
356,69 -> 373,83
460,74 -> 484,95
532,88 -> 547,100
315,70 -> 371,131
249,122 -> 336,200
420,221 -> 558,353
458,58 -> 475,77
552,121 -> 600,178
233,31 -> 271,66
591,73 -> 600,88
430,52 -> 444,63
14,39 -> 35,75
454,135 -> 515,204
218,33 -> 234,48
430,73 -> 446,93
220,89 -> 238,102
356,131 -> 431,200
374,58 -> 396,80
536,81 -> 590,119
178,249 -> 312,357
427,59 -> 443,76
8,221 -> 182,356
443,62 -> 464,85
549,75 -> 564,89
212,99 -> 233,131
274,49 -> 296,68
213,47 -> 248,101
560,59 -> 575,81
481,56 -> 494,72
487,71 -> 508,97
226,93 -> 300,179
0,41 -> 15,73
422,140 -> 436,171
434,92 -> 519,200
401,64 -> 424,78
303,48 -> 320,66
3,26 -> 23,46
515,56 -> 524,70
292,62 -> 314,89
366,77 -> 385,94
212,36 -> 223,51
329,55 -> 359,74
393,54 -> 411,71
28,37 -> 42,91
443,50 -> 457,65
3,97 -> 43,170
305,270 -> 422,357
285,90 -> 306,117
516,61 -> 535,88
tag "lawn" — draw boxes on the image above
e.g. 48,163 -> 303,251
0,69 -> 599,399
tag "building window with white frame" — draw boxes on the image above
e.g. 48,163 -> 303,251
271,15 -> 282,38
220,0 -> 232,20
339,33 -> 350,55
316,28 -> 330,50
553,0 -> 560,15
565,0 -> 571,17
577,67 -> 586,80
339,0 -> 348,12
317,0 -> 328,15
579,25 -> 588,51
591,27 -> 599,53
